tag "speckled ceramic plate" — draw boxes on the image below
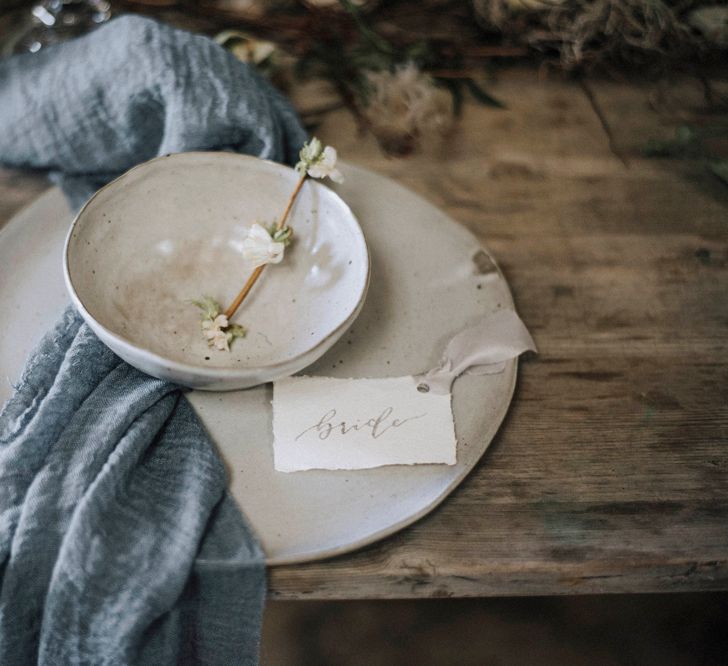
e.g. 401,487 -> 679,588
0,162 -> 517,565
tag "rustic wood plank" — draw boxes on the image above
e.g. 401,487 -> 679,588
2,67 -> 727,599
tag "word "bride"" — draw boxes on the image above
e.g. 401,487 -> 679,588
295,407 -> 425,442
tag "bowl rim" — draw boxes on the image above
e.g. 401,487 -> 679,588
63,151 -> 371,381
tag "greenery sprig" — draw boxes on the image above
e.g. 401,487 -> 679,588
192,296 -> 246,352
193,137 -> 343,351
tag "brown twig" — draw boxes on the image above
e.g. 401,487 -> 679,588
463,45 -> 530,58
223,173 -> 307,320
299,100 -> 347,118
579,78 -> 630,168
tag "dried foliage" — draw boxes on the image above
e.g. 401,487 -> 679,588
106,0 -> 725,152
362,63 -> 455,154
473,0 -> 705,70
285,0 -> 504,153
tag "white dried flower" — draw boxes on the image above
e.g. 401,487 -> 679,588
296,138 -> 344,183
363,63 -> 454,154
242,223 -> 286,267
192,296 -> 246,352
307,146 -> 343,182
202,314 -> 231,351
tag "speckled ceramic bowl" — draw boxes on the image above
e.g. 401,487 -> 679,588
64,152 -> 370,390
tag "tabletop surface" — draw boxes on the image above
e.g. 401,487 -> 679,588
2,68 -> 727,600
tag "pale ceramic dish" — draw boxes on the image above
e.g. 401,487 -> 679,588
63,152 -> 370,390
0,163 -> 517,565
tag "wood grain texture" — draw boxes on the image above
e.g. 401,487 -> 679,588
2,68 -> 727,599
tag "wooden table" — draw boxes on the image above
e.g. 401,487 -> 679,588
2,68 -> 727,599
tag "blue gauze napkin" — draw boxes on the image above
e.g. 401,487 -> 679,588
0,14 -> 307,665
0,14 -> 305,210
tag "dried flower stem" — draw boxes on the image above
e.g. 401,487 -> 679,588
223,173 -> 307,320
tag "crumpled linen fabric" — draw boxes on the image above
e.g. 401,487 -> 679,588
0,14 -> 307,665
0,310 -> 265,665
0,13 -> 306,210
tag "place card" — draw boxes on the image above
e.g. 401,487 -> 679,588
272,376 -> 457,472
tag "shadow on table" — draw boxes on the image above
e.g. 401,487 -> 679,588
262,593 -> 728,665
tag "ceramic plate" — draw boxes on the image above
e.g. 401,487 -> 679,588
0,162 -> 516,565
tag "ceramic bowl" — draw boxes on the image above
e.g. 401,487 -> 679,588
63,152 -> 370,390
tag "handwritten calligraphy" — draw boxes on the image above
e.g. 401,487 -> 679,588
295,407 -> 426,442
